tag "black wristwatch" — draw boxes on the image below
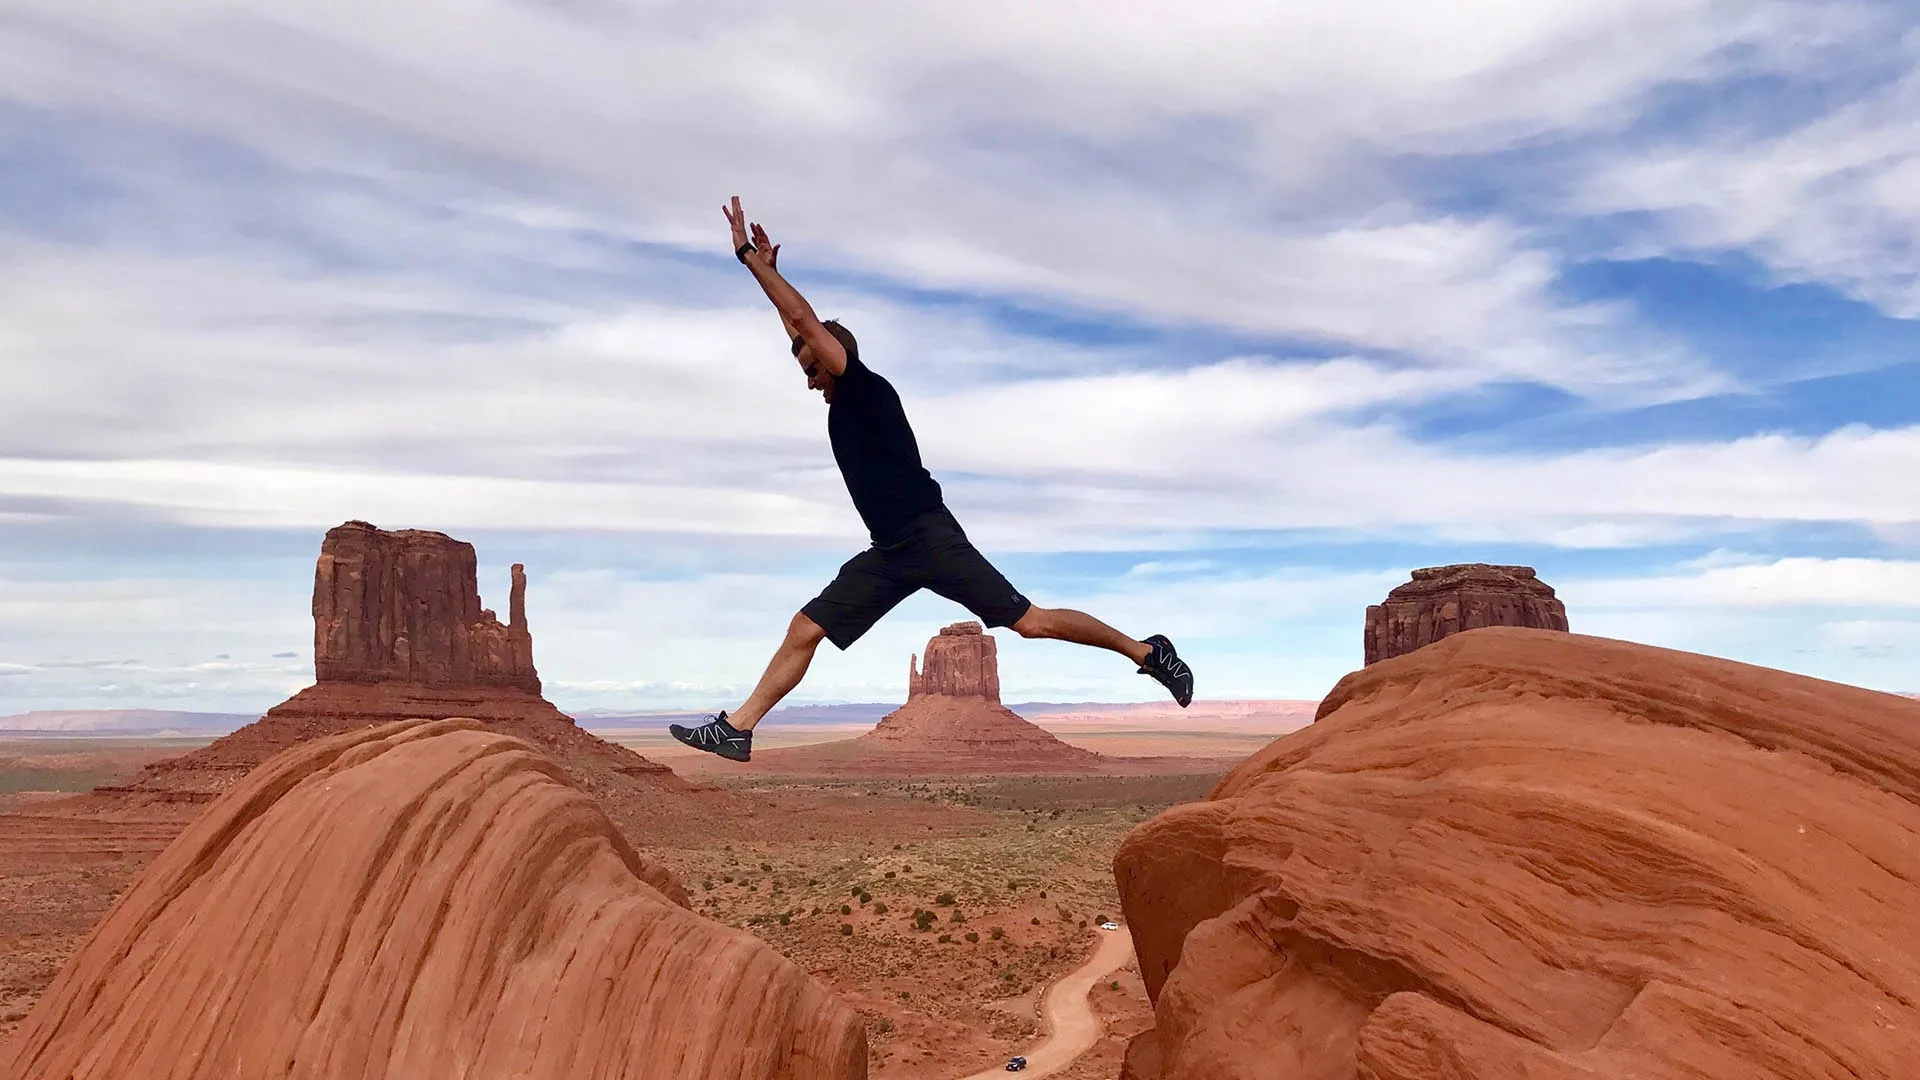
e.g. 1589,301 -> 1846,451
735,242 -> 757,265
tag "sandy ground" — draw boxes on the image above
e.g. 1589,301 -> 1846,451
955,927 -> 1135,1080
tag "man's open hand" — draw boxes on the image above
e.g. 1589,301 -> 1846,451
723,195 -> 750,252
750,222 -> 780,268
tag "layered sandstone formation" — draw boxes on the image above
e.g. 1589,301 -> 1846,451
1364,563 -> 1567,665
103,522 -> 687,819
748,622 -> 1107,775
907,621 -> 1001,699
1114,627 -> 1920,1080
1,719 -> 865,1080
315,520 -> 539,691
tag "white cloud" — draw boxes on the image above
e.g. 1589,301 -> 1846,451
1577,29 -> 1920,315
1562,556 -> 1920,608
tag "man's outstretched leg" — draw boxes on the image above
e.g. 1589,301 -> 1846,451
1010,605 -> 1194,707
669,612 -> 829,761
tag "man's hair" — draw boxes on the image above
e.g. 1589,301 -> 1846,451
822,319 -> 858,363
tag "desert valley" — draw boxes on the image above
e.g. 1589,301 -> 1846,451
2,523 -> 1917,1080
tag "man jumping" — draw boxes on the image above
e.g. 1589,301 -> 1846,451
669,196 -> 1194,763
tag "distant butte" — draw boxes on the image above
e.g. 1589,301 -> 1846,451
96,522 -> 697,835
1364,562 -> 1568,666
747,622 -> 1113,776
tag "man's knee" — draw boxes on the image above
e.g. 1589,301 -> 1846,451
788,611 -> 829,647
1012,606 -> 1050,639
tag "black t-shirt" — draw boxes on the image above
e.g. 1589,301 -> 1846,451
827,348 -> 944,543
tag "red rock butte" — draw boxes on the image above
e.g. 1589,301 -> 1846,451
0,719 -> 865,1080
1115,626 -> 1920,1080
1364,562 -> 1569,666
746,621 -> 1108,776
102,521 -> 689,823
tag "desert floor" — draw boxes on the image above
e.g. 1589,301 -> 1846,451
0,736 -> 1224,1078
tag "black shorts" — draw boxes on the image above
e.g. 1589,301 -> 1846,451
802,506 -> 1032,650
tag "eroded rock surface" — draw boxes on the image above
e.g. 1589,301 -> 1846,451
908,621 -> 1002,700
316,519 -> 540,691
1,719 -> 864,1080
1115,627 -> 1920,1080
1364,562 -> 1568,665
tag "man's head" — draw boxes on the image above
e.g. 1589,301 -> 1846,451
796,320 -> 858,403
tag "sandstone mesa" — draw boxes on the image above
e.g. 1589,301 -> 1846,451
103,522 -> 692,828
1364,562 -> 1569,666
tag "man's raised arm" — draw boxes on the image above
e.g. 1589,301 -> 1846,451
724,196 -> 847,376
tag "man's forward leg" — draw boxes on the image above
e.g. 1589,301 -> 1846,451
728,612 -> 829,731
1012,605 -> 1193,707
1011,606 -> 1149,665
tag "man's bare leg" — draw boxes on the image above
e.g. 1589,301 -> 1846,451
1011,606 -> 1151,665
727,611 -> 829,732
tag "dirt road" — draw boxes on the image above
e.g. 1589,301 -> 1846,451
957,927 -> 1137,1080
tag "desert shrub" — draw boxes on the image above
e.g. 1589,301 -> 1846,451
1038,890 -> 1046,899
851,886 -> 863,897
760,862 -> 772,872
840,904 -> 853,916
884,871 -> 896,879
871,1015 -> 894,1035
724,875 -> 735,884
1110,980 -> 1120,991
701,880 -> 713,891
914,910 -> 937,931
779,913 -> 791,926
873,902 -> 889,915
808,878 -> 819,886
1031,917 -> 1040,926
840,923 -> 853,936
858,891 -> 872,905
903,864 -> 913,872
950,909 -> 966,924
810,906 -> 822,915
965,931 -> 979,944
1000,968 -> 1016,981
937,933 -> 953,943
990,927 -> 1005,940
935,891 -> 956,906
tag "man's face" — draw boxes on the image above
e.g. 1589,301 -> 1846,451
796,341 -> 836,403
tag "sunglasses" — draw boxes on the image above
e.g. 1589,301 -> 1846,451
792,337 -> 822,378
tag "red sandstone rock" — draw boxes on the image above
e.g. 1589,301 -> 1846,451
1114,627 -> 1920,1080
908,621 -> 1002,700
751,622 -> 1106,776
314,520 -> 539,691
1,719 -> 864,1080
104,523 -> 693,838
1363,562 -> 1567,665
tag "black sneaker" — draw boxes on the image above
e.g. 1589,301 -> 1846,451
1137,635 -> 1193,707
668,711 -> 753,762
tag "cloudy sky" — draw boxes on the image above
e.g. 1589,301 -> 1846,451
2,0 -> 1917,715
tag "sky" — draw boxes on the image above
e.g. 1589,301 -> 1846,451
1,0 -> 1917,714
